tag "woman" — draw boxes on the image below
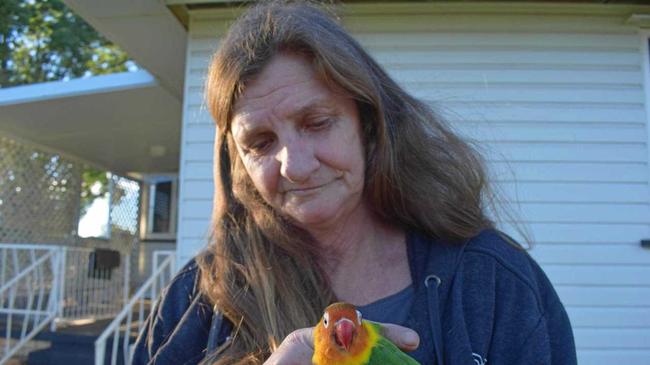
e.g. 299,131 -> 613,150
133,1 -> 576,364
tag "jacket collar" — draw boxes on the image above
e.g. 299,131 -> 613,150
406,230 -> 469,365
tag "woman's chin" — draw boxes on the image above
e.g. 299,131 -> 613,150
280,195 -> 365,233
283,206 -> 340,231
287,212 -> 333,229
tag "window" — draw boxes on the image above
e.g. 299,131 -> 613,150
141,175 -> 177,240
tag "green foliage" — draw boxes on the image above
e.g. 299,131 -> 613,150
0,0 -> 134,87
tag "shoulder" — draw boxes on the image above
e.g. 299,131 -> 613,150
132,257 -> 214,364
167,257 -> 202,298
449,229 -> 575,362
460,228 -> 559,316
150,256 -> 219,342
157,257 -> 204,319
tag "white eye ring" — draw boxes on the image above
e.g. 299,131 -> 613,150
323,312 -> 330,328
356,310 -> 362,325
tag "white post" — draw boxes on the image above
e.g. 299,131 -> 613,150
95,339 -> 106,365
0,247 -> 6,300
60,247 -> 67,320
51,246 -> 65,331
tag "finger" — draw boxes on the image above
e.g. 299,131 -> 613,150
286,327 -> 315,350
375,322 -> 420,351
266,328 -> 315,365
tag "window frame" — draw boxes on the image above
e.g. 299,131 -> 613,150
139,174 -> 178,241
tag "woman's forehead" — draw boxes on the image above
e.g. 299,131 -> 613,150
231,54 -> 351,130
238,53 -> 315,98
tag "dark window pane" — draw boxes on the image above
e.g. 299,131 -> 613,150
152,181 -> 172,233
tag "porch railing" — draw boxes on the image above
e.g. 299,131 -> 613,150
95,250 -> 175,365
0,243 -> 130,364
57,247 -> 129,324
0,244 -> 62,364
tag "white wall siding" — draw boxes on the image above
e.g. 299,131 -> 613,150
179,4 -> 650,363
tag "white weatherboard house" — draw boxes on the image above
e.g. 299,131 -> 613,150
1,1 -> 650,364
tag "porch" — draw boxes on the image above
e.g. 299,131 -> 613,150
0,69 -> 184,364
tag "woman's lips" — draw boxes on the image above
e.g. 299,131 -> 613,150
285,182 -> 329,195
283,178 -> 340,196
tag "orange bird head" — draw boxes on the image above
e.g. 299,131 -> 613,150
316,302 -> 366,353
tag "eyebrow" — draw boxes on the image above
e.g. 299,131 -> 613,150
289,98 -> 338,120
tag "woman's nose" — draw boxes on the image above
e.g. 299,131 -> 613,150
277,139 -> 319,183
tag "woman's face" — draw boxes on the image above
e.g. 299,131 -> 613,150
231,52 -> 366,231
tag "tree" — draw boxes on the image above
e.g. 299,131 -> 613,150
0,0 -> 134,87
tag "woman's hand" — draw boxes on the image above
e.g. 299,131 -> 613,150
263,323 -> 420,365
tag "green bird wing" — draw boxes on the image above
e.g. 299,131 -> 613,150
366,322 -> 421,365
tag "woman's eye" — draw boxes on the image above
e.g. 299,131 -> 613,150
247,138 -> 273,155
306,118 -> 332,131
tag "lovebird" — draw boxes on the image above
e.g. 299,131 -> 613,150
312,302 -> 421,365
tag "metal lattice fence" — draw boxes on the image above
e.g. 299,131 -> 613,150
0,136 -> 82,245
109,174 -> 141,249
0,135 -> 141,251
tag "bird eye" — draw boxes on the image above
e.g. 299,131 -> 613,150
356,310 -> 362,325
323,312 -> 330,328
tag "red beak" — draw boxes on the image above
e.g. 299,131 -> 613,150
335,318 -> 355,351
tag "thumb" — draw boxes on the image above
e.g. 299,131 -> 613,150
374,322 -> 420,351
284,327 -> 315,350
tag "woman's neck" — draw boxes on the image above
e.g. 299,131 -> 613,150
310,203 -> 411,306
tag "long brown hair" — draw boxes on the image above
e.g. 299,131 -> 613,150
199,1 -> 528,363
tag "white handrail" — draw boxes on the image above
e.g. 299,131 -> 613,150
0,244 -> 58,250
0,251 -> 54,295
0,246 -> 61,365
94,251 -> 175,365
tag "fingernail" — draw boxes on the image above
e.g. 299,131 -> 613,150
402,331 -> 418,347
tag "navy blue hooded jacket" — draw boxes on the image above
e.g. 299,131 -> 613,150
132,228 -> 577,364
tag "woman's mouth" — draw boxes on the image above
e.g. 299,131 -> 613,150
285,181 -> 332,195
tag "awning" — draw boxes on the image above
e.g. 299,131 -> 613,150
0,71 -> 182,175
